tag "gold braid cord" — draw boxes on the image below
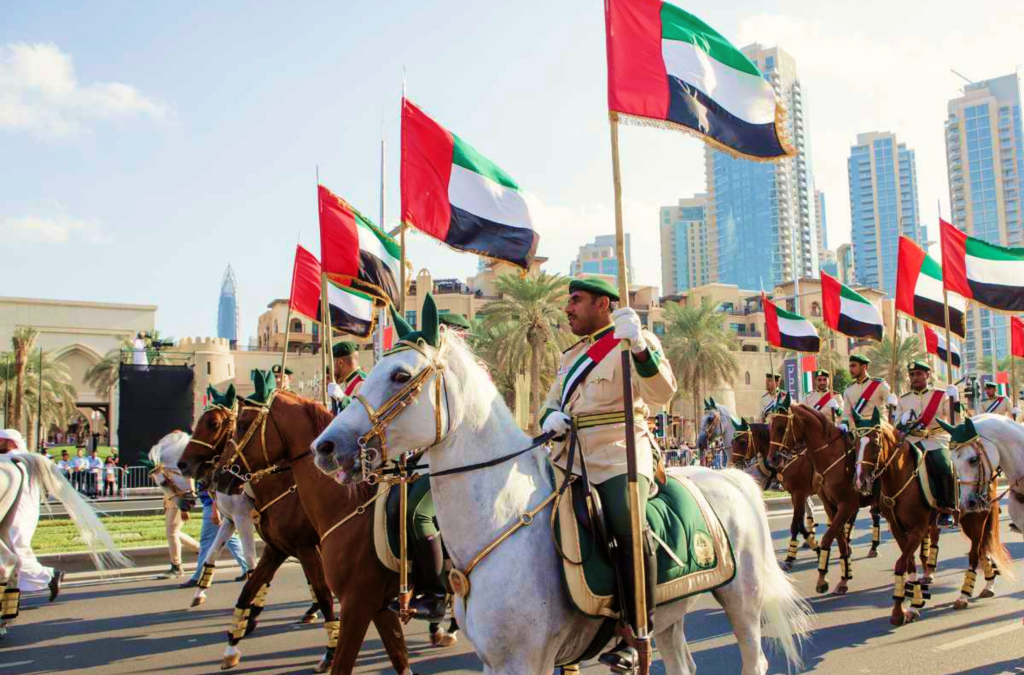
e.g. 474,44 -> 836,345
319,489 -> 389,545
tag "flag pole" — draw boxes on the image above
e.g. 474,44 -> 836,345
317,166 -> 331,407
376,120 -> 388,363
942,289 -> 957,423
608,112 -> 651,674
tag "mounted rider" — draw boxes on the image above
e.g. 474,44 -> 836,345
980,381 -> 1016,418
839,354 -> 894,433
760,373 -> 785,423
539,277 -> 677,673
270,364 -> 293,391
803,369 -> 841,420
327,341 -> 366,414
895,361 -> 960,528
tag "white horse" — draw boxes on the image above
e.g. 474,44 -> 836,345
149,432 -> 257,607
696,399 -> 735,454
312,329 -> 811,675
0,452 -> 131,638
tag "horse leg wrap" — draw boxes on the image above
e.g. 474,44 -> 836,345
805,512 -> 816,531
1,587 -> 20,620
840,556 -> 852,581
910,580 -> 925,609
785,538 -> 798,563
805,532 -> 818,550
324,620 -> 340,649
922,536 -> 931,564
843,522 -> 852,541
817,548 -> 831,573
928,544 -> 939,570
562,665 -> 582,674
871,525 -> 880,549
252,583 -> 270,610
229,605 -> 251,641
892,574 -> 906,601
198,563 -> 216,590
982,557 -> 998,581
961,570 -> 977,597
919,582 -> 931,601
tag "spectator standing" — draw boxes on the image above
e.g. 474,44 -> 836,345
103,457 -> 117,497
56,450 -> 71,479
86,449 -> 103,498
179,491 -> 249,588
70,448 -> 88,492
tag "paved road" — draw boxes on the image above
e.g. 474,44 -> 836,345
4,509 -> 1022,674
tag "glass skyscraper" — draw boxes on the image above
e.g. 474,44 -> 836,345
847,131 -> 922,296
217,265 -> 239,346
660,194 -> 709,295
707,44 -> 818,291
945,74 -> 1024,371
569,234 -> 632,281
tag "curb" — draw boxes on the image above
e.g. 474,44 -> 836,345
41,541 -> 270,580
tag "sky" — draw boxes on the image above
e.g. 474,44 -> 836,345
2,1 -> 1022,344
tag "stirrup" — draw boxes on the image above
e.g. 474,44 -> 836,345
388,593 -> 446,622
598,639 -> 637,674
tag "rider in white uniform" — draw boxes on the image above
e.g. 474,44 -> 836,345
0,429 -> 64,600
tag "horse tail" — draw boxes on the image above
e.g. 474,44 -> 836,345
721,469 -> 812,671
18,454 -> 133,571
979,499 -> 1015,582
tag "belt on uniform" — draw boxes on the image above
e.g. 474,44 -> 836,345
574,411 -> 627,429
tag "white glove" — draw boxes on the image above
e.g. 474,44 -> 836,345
612,308 -> 648,354
900,410 -> 913,425
827,398 -> 841,411
887,394 -> 898,407
327,382 -> 344,400
838,422 -> 849,433
1013,407 -> 1021,416
946,386 -> 959,402
542,412 -> 571,437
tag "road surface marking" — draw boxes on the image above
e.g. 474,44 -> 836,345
935,623 -> 1021,651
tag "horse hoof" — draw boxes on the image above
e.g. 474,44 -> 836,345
221,654 -> 241,670
190,596 -> 205,608
922,575 -> 934,585
834,585 -> 849,596
802,541 -> 812,550
781,560 -> 794,571
867,548 -> 879,559
431,630 -> 458,648
979,589 -> 995,599
313,657 -> 330,673
904,610 -> 920,624
954,598 -> 969,610
890,612 -> 905,627
816,581 -> 830,594
299,613 -> 318,625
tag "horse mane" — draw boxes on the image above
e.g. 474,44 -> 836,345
751,423 -> 771,454
150,430 -> 190,465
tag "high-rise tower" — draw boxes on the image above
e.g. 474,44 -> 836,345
707,44 -> 817,290
660,194 -> 710,295
945,73 -> 1024,371
217,265 -> 239,347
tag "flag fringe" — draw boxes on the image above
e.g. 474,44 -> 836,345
610,97 -> 795,163
400,220 -> 533,275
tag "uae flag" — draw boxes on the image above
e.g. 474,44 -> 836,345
319,184 -> 401,306
923,326 -> 961,369
605,0 -> 793,160
896,236 -> 966,338
401,98 -> 539,270
289,245 -> 322,321
941,218 -> 1024,311
763,293 -> 820,353
820,271 -> 883,341
1011,316 -> 1024,359
319,280 -> 375,338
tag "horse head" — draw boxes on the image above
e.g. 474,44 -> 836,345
942,417 -> 996,513
852,407 -> 887,494
313,293 -> 494,483
178,384 -> 238,484
766,392 -> 794,469
148,430 -> 197,512
728,417 -> 753,467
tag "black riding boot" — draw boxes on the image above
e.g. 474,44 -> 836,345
599,533 -> 657,674
389,534 -> 447,621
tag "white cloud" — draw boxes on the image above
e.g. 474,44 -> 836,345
0,42 -> 168,139
0,214 -> 110,244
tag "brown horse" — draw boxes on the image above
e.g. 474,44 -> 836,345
213,389 -> 414,675
177,401 -> 337,671
767,397 -> 861,595
730,420 -> 820,569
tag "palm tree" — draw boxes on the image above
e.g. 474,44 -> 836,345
812,319 -> 844,375
84,345 -> 124,400
661,299 -> 740,433
0,352 -> 13,427
21,350 -> 78,450
11,326 -> 39,434
476,273 -> 572,429
866,335 -> 926,396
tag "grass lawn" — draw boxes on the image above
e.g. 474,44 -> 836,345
33,514 -> 203,555
42,445 -> 116,461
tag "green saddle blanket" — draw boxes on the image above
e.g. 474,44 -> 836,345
553,468 -> 736,619
908,440 -> 958,511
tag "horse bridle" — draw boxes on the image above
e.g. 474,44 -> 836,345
150,464 -> 195,503
854,424 -> 902,483
186,403 -> 238,479
351,339 -> 451,483
730,426 -> 754,467
771,408 -> 847,476
220,392 -> 293,485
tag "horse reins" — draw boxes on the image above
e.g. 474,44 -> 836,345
951,437 -> 1023,508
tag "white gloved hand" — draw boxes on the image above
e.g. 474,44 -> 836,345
946,385 -> 959,401
838,422 -> 849,433
612,308 -> 648,354
900,410 -> 913,425
327,382 -> 344,400
887,394 -> 898,407
1013,407 -> 1021,416
542,412 -> 571,437
828,398 -> 841,411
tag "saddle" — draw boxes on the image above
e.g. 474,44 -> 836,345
376,480 -> 448,584
907,440 -> 959,511
552,465 -> 735,619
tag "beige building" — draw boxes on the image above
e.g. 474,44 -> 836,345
0,296 -> 157,445
660,194 -> 711,295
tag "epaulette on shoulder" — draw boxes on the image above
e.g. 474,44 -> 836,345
899,391 -> 914,398
563,338 -> 585,354
872,377 -> 884,382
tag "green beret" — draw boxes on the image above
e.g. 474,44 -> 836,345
333,341 -> 358,358
849,354 -> 870,365
907,360 -> 931,373
813,370 -> 830,378
569,277 -> 619,301
270,365 -> 294,375
439,313 -> 471,330
765,373 -> 782,381
984,381 -> 997,388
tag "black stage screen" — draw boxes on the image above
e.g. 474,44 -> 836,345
117,364 -> 194,466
